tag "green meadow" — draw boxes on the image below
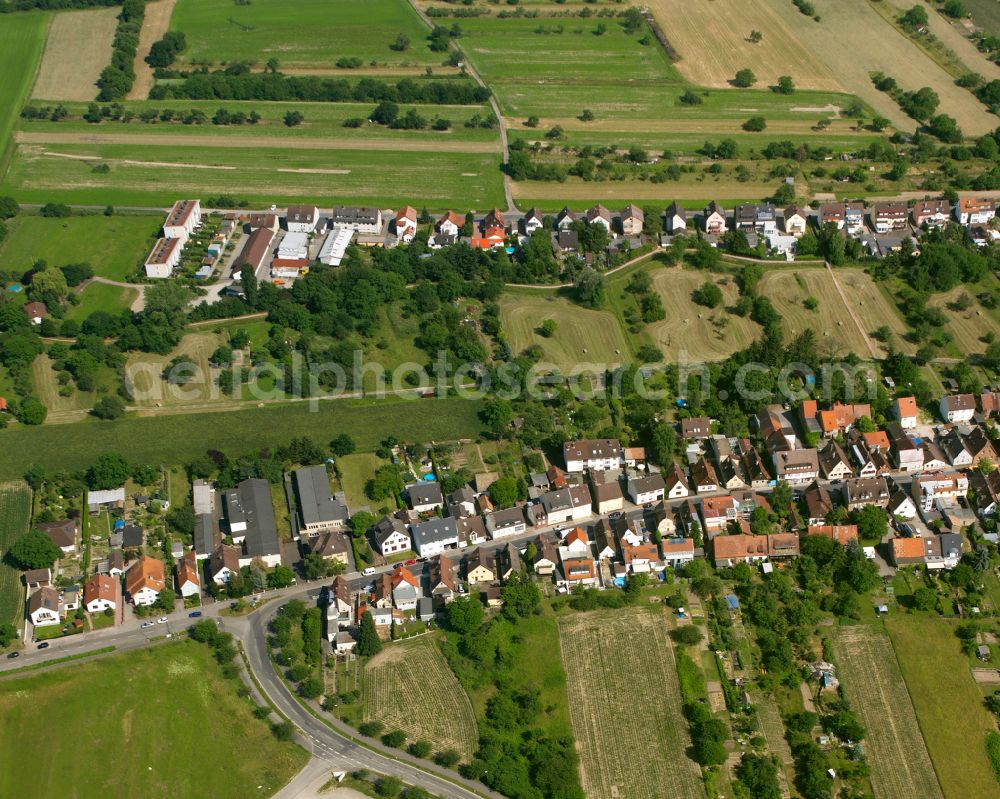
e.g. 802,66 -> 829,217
0,12 -> 49,171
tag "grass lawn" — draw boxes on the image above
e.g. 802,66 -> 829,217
170,0 -> 442,70
499,290 -> 632,370
0,214 -> 160,281
886,614 -> 999,799
0,481 -> 31,626
2,141 -> 505,209
0,11 -> 48,172
67,282 -> 140,321
965,0 -> 1000,36
336,452 -> 387,513
0,396 -> 484,479
0,641 -> 307,797
31,6 -> 118,102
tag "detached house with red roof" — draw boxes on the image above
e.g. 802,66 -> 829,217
125,556 -> 166,607
892,396 -> 918,429
472,208 -> 507,250
84,573 -> 122,615
955,198 -> 995,226
390,566 -> 421,611
394,206 -> 418,243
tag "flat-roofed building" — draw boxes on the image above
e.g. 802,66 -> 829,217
144,237 -> 182,278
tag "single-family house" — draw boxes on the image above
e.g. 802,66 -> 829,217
428,555 -> 456,603
176,551 -> 201,598
818,440 -> 853,481
556,207 -> 577,230
27,586 -> 62,627
586,204 -> 613,231
871,202 -> 908,233
887,423 -> 923,472
890,536 -> 927,567
374,514 -> 412,556
664,463 -> 691,499
393,206 -> 418,242
447,486 -> 477,518
24,568 -> 50,591
83,573 -> 121,614
700,495 -> 738,533
892,396 -> 918,429
125,556 -> 166,607
591,480 -> 624,515
36,519 -> 77,556
532,536 -> 559,576
407,482 -> 444,514
627,473 -> 666,505
703,201 -> 727,235
817,402 -> 871,436
940,427 -> 974,468
955,198 -> 995,225
818,203 -> 846,229
326,576 -> 353,633
661,536 -> 696,568
665,202 -> 687,234
768,533 -> 800,560
804,482 -> 834,526
887,482 -> 918,519
970,468 -> 1000,516
735,203 -> 777,234
680,416 -> 712,440
456,515 -> 489,548
963,425 -> 997,467
711,534 -> 769,568
561,556 -> 598,587
521,207 -> 544,235
772,448 -> 820,485
691,457 -> 719,493
285,204 -> 319,233
248,212 -> 278,232
805,524 -> 858,546
621,204 -> 644,236
844,202 -> 865,233
209,544 -> 240,585
911,199 -> 950,228
783,204 -> 808,236
738,441 -> 772,489
486,507 -> 527,539
465,549 -> 496,584
621,541 -> 659,573
390,566 -> 421,611
410,517 -> 459,558
500,542 -> 523,581
563,438 -> 624,472
940,393 -> 976,423
981,391 -> 1000,418
842,477 -> 890,511
921,440 -> 949,472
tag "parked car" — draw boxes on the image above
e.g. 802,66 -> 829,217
188,611 -> 202,618
36,642 -> 49,650
362,567 -> 376,576
404,558 -> 417,566
140,621 -> 155,629
6,651 -> 19,659
156,617 -> 168,624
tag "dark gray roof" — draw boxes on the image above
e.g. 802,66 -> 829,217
122,525 -> 144,549
239,479 -> 281,559
409,482 -> 444,507
294,465 -> 348,527
489,507 -> 525,528
374,514 -> 410,545
194,513 -> 215,557
223,490 -> 246,528
332,206 -> 380,224
541,488 -> 573,514
411,517 -> 458,549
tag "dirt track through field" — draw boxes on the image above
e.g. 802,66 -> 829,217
17,130 -> 501,154
129,0 -> 176,100
32,7 -> 119,101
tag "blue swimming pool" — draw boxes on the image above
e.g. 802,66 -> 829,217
6,283 -> 23,293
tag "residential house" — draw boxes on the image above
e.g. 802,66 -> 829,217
955,198 -> 995,225
472,208 -> 506,249
285,204 -> 319,233
627,474 -> 666,505
621,540 -> 659,573
374,514 -> 412,556
846,430 -> 891,478
307,530 -> 351,565
500,542 -> 523,581
772,448 -> 820,485
665,202 -> 687,234
805,524 -> 859,546
465,549 -> 496,584
624,448 -> 646,468
586,204 -> 613,232
818,402 -> 871,436
754,407 -> 797,450
842,477 -> 890,511
24,568 -> 50,591
563,439 -> 624,472
293,465 -> 349,532
591,480 -> 624,515
735,203 -> 777,234
125,556 -> 166,607
703,201 -> 727,235
391,566 -> 421,611
887,423 -> 923,472
621,204 -> 644,236
248,212 -> 278,232
83,573 -> 121,614
970,469 -> 1000,516
818,440 -> 853,481
963,425 -> 997,467
176,551 -> 201,598
700,495 -> 738,534
521,207 -> 544,235
446,486 -> 477,518
804,482 -> 834,526
691,457 -> 719,493
768,533 -> 800,561
122,525 -> 144,551
407,481 -> 444,514
393,206 -> 418,242
532,536 -> 559,576
162,199 -> 201,241
428,555 -> 457,603
456,515 -> 488,548
486,507 -> 526,539
27,586 -> 62,627
209,544 -> 240,585
661,536 -> 696,568
921,439 -> 949,471
844,203 -> 865,234
981,391 -> 1000,418
940,427 -> 974,468
940,394 -> 976,423
911,472 -> 968,513
436,210 -> 464,238
892,396 -> 918,429
36,519 -> 77,556
716,457 -> 748,492
887,481 -> 918,519
711,534 -> 770,568
911,199 -> 950,228
536,487 -> 586,527
331,206 -> 383,234
326,576 -> 353,634
556,228 -> 577,251
783,205 -> 808,236
593,519 -> 617,560
818,203 -> 846,229
556,207 -> 577,230
664,463 -> 691,499
680,416 -> 712,440
144,237 -> 182,279
410,517 -> 459,558
738,440 -> 772,490
890,536 -> 927,567
871,202 -> 908,233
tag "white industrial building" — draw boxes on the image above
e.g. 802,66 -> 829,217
277,231 -> 310,260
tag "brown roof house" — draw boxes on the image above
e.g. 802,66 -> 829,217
36,519 -> 78,556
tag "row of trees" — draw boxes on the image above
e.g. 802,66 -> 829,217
97,0 -> 144,101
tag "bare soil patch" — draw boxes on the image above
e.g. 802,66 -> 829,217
32,7 -> 119,101
129,0 -> 176,100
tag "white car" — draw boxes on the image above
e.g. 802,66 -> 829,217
156,617 -> 169,624
140,621 -> 155,629
362,567 -> 376,576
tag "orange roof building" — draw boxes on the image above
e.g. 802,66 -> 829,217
806,525 -> 859,546
125,556 -> 165,606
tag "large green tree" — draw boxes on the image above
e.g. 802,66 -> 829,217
8,529 -> 61,570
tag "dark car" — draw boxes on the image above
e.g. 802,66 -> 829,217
6,652 -> 19,659
36,642 -> 49,650
188,611 -> 203,618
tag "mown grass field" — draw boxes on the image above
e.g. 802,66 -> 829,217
837,267 -> 916,355
0,214 -> 159,281
126,332 -> 226,408
364,637 -> 478,760
965,0 -> 1000,36
929,285 -> 1000,356
335,452 -> 387,512
1,140 -> 505,209
67,281 -> 141,322
646,267 -> 760,361
499,291 -> 632,370
31,353 -> 111,416
0,396 -> 484,479
558,608 -> 702,799
170,0 -> 441,71
833,625 -> 943,799
886,614 -> 999,799
31,6 -> 118,102
0,12 -> 49,171
0,482 -> 31,627
0,641 -> 308,797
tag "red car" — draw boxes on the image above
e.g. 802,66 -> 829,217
404,558 -> 418,566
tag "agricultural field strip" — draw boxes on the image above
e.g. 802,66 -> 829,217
363,639 -> 477,759
833,626 -> 944,799
0,482 -> 32,626
558,609 -> 702,799
31,6 -> 119,102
